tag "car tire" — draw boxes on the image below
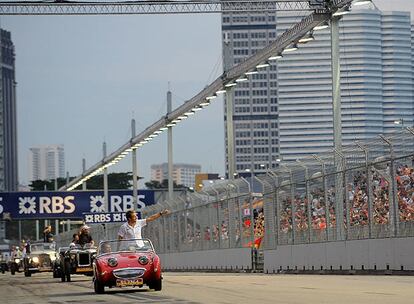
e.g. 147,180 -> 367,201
150,279 -> 162,291
94,278 -> 105,294
64,260 -> 71,282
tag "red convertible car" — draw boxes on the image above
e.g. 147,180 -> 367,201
93,239 -> 162,294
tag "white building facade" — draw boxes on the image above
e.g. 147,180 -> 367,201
150,163 -> 201,188
222,8 -> 414,172
28,145 -> 65,182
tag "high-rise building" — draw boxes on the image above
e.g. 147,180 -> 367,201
0,29 -> 18,192
150,163 -> 201,188
222,12 -> 279,173
222,9 -> 414,173
28,145 -> 65,182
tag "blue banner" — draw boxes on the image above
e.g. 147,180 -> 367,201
0,190 -> 155,220
83,212 -> 127,225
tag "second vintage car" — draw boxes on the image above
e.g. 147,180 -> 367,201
93,238 -> 162,294
23,242 -> 56,277
61,243 -> 96,282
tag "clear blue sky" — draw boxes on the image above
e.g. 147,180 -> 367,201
0,0 -> 412,186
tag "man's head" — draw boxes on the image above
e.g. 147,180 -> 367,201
72,233 -> 79,241
126,210 -> 137,223
101,242 -> 112,253
80,225 -> 90,234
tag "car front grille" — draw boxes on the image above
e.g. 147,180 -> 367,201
78,253 -> 90,266
113,268 -> 146,280
39,254 -> 51,267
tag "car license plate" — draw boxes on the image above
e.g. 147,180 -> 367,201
116,278 -> 143,287
76,267 -> 92,272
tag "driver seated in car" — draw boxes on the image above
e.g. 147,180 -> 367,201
69,233 -> 80,248
100,242 -> 112,254
78,225 -> 94,247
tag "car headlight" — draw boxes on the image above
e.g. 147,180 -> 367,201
138,256 -> 149,265
15,258 -> 20,264
32,257 -> 39,263
107,257 -> 118,267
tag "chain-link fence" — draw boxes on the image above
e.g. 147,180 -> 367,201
142,128 -> 414,254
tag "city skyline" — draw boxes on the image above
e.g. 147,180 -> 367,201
28,144 -> 65,182
0,0 -> 413,187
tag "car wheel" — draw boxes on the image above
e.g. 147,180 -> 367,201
94,278 -> 105,294
150,279 -> 162,291
53,267 -> 59,278
64,260 -> 71,282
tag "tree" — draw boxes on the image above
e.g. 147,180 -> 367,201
28,172 -> 139,191
29,177 -> 72,191
145,179 -> 188,190
86,172 -> 138,190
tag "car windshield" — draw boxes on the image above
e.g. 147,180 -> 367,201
30,243 -> 55,252
97,239 -> 153,255
69,243 -> 95,250
58,247 -> 69,253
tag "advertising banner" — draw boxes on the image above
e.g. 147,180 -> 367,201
0,190 -> 155,220
83,212 -> 127,225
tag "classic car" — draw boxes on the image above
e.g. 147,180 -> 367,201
93,238 -> 162,294
61,243 -> 97,282
23,242 -> 56,277
0,245 -> 10,274
9,256 -> 23,275
52,247 -> 68,278
0,254 -> 9,274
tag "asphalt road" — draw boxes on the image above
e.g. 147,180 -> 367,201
1,271 -> 414,304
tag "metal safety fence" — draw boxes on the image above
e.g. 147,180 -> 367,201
142,128 -> 414,254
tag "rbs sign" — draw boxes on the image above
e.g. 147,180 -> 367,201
0,190 -> 155,220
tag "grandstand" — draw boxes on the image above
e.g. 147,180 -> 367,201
57,128 -> 414,273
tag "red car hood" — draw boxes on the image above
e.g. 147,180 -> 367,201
98,252 -> 153,267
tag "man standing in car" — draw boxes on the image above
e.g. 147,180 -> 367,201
43,225 -> 54,243
78,225 -> 94,246
118,209 -> 169,240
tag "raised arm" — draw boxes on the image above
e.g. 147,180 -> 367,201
146,209 -> 169,223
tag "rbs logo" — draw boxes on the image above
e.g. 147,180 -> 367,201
18,196 -> 75,215
39,196 -> 75,214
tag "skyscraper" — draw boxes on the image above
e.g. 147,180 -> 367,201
150,163 -> 201,188
28,145 -> 65,182
0,29 -> 18,191
222,12 -> 279,173
222,8 -> 414,173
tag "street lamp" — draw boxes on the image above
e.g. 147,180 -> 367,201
394,118 -> 405,153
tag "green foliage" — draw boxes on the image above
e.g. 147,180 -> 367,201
86,172 -> 136,190
145,179 -> 188,190
29,172 -> 137,191
29,178 -> 72,191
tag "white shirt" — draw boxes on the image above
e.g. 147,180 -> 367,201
118,219 -> 147,240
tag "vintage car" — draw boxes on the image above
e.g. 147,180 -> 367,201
93,238 -> 162,294
61,243 -> 97,282
0,254 -> 9,274
23,242 -> 56,277
52,247 -> 68,278
9,256 -> 23,275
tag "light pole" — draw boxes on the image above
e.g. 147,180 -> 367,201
394,118 -> 405,154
